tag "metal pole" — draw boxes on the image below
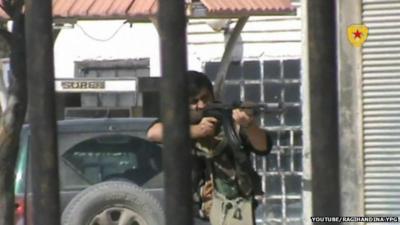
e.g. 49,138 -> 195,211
25,0 -> 61,224
213,17 -> 248,100
157,1 -> 192,225
302,0 -> 340,221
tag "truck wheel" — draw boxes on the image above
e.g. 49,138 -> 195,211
62,181 -> 164,225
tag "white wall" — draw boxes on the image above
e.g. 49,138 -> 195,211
187,16 -> 302,64
54,20 -> 160,78
54,14 -> 301,78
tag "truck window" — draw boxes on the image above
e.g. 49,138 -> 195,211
61,135 -> 161,187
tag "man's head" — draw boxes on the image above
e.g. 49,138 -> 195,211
187,71 -> 214,111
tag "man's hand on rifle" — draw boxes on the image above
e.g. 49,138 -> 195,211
191,117 -> 218,138
232,108 -> 255,129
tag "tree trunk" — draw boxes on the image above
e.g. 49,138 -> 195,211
0,11 -> 27,225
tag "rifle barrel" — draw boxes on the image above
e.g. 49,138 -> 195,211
206,102 -> 282,110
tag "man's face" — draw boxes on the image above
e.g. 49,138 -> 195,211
189,88 -> 213,111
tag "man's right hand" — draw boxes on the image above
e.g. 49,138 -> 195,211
200,180 -> 213,218
191,117 -> 218,138
202,180 -> 213,200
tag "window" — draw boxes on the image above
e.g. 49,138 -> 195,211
62,135 -> 161,187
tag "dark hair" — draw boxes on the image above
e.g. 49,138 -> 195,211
187,70 -> 214,99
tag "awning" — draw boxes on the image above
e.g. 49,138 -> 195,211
0,0 -> 294,21
201,0 -> 294,14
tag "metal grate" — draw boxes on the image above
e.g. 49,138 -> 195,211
204,58 -> 302,225
362,0 -> 400,220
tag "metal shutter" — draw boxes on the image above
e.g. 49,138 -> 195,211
362,0 -> 400,218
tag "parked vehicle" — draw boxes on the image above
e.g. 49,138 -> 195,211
14,118 -> 165,225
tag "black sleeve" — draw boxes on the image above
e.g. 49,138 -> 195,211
240,130 -> 273,156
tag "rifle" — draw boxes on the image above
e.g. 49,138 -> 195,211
190,101 -> 282,124
190,101 -> 283,149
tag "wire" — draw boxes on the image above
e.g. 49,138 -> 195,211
75,21 -> 128,42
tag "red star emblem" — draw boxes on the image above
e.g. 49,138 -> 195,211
353,30 -> 362,39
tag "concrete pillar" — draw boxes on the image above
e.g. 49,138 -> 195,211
337,0 -> 364,221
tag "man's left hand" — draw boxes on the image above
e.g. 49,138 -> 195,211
232,108 -> 254,128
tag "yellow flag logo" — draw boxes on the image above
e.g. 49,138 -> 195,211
347,24 -> 368,47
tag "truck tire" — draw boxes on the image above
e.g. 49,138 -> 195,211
62,181 -> 165,225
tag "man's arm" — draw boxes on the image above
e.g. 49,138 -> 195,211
146,117 -> 218,142
242,121 -> 269,152
146,122 -> 164,142
233,109 -> 269,152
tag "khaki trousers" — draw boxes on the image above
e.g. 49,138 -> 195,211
209,193 -> 254,225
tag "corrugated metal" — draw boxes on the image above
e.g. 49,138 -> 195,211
67,0 -> 97,18
127,0 -> 158,18
0,0 -> 293,21
53,0 -> 77,17
201,0 -> 293,13
362,0 -> 400,219
88,0 -> 115,17
108,0 -> 135,17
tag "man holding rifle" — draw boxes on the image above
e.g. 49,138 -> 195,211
147,71 -> 272,225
